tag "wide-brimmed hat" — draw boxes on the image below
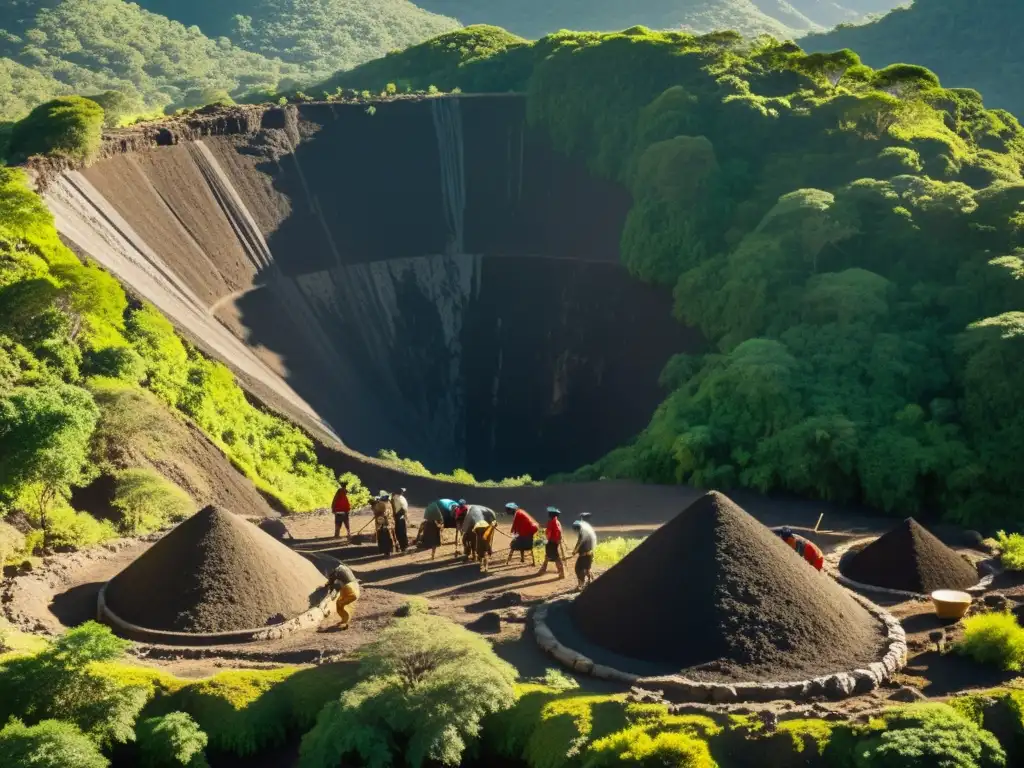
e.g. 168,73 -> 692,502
546,506 -> 561,517
571,520 -> 582,529
579,512 -> 592,520
504,502 -> 519,512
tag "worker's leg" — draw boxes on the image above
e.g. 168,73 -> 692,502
344,515 -> 351,541
335,584 -> 360,629
334,515 -> 342,538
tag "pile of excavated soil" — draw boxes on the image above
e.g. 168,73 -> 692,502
104,506 -> 327,633
569,491 -> 885,682
842,518 -> 979,593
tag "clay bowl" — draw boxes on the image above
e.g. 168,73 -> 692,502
931,589 -> 972,620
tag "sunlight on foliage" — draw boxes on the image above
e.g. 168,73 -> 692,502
956,613 -> 1024,672
995,531 -> 1024,571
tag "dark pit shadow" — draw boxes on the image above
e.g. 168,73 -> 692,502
49,581 -> 105,627
913,650 -> 1022,697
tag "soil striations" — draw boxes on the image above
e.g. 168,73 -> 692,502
842,517 -> 979,594
104,505 -> 327,633
569,491 -> 886,682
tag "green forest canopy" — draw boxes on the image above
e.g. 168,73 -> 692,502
332,26 -> 1024,526
805,0 -> 1024,120
0,0 -> 459,122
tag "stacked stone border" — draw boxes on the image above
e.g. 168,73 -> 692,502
532,591 -> 907,703
826,536 -> 999,602
96,551 -> 340,646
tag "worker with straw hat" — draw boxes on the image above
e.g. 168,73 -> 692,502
326,563 -> 359,630
539,507 -> 565,579
572,513 -> 597,590
505,502 -> 539,566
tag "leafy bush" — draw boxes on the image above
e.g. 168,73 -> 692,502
125,305 -> 189,406
0,519 -> 25,565
8,96 -> 104,163
584,726 -> 717,767
82,345 -> 145,383
152,664 -> 355,756
995,532 -> 1024,571
0,718 -> 108,768
0,622 -> 148,748
137,712 -> 209,768
112,468 -> 194,535
299,614 -> 516,768
955,613 -> 1024,672
852,703 -> 1005,767
593,537 -> 644,567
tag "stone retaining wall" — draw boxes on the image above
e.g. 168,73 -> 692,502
827,537 -> 998,601
532,592 -> 907,703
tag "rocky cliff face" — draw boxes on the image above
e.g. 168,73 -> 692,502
44,97 -> 698,478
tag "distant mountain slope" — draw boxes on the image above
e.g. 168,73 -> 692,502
133,0 -> 459,78
413,0 -> 806,39
804,0 -> 1024,117
0,0 -> 301,120
410,0 -> 905,39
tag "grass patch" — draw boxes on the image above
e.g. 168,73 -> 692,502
376,449 -> 539,488
593,537 -> 644,567
956,613 -> 1024,672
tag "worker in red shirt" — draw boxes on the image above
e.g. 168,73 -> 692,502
539,507 -> 565,579
332,481 -> 351,540
776,526 -> 825,571
504,503 -> 539,566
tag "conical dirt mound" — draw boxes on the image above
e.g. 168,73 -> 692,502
105,506 -> 327,633
569,491 -> 884,681
842,518 -> 978,594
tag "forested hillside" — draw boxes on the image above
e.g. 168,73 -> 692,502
805,0 -> 1024,119
0,0 -> 302,122
334,28 -> 1024,525
133,0 -> 458,78
410,0 -> 903,40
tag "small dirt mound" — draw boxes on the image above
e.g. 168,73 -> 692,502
569,491 -> 884,681
104,505 -> 326,633
842,518 -> 978,594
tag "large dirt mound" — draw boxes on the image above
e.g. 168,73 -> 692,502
842,518 -> 978,593
569,491 -> 884,680
104,505 -> 326,632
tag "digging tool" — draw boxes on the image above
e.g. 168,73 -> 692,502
351,515 -> 375,544
814,513 -> 824,533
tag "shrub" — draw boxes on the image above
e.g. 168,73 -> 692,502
137,712 -> 209,768
8,96 -> 104,164
153,664 -> 355,756
593,537 -> 644,567
955,613 -> 1024,671
853,703 -> 1005,768
0,718 -> 108,768
0,519 -> 25,565
112,468 -> 194,535
299,614 -> 517,768
125,305 -> 189,406
584,726 -> 717,767
82,346 -> 145,383
995,532 -> 1024,571
0,622 -> 147,748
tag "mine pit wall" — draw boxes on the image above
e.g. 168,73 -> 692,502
46,96 -> 698,478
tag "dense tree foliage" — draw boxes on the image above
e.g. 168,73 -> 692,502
299,614 -> 517,768
409,0 -> 903,41
0,719 -> 109,768
0,0 -> 304,121
134,0 -> 458,81
7,96 -> 104,163
335,28 -> 1024,526
805,0 -> 1024,120
136,712 -> 209,768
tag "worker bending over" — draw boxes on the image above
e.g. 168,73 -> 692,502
539,507 -> 565,579
391,487 -> 410,552
418,498 -> 449,559
505,503 -> 539,566
332,481 -> 351,540
326,563 -> 359,630
776,526 -> 824,571
572,513 -> 597,590
460,504 -> 497,560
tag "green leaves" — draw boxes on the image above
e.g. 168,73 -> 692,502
299,615 -> 517,768
8,96 -> 103,163
0,719 -> 109,768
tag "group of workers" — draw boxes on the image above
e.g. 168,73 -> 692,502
322,483 -> 825,631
